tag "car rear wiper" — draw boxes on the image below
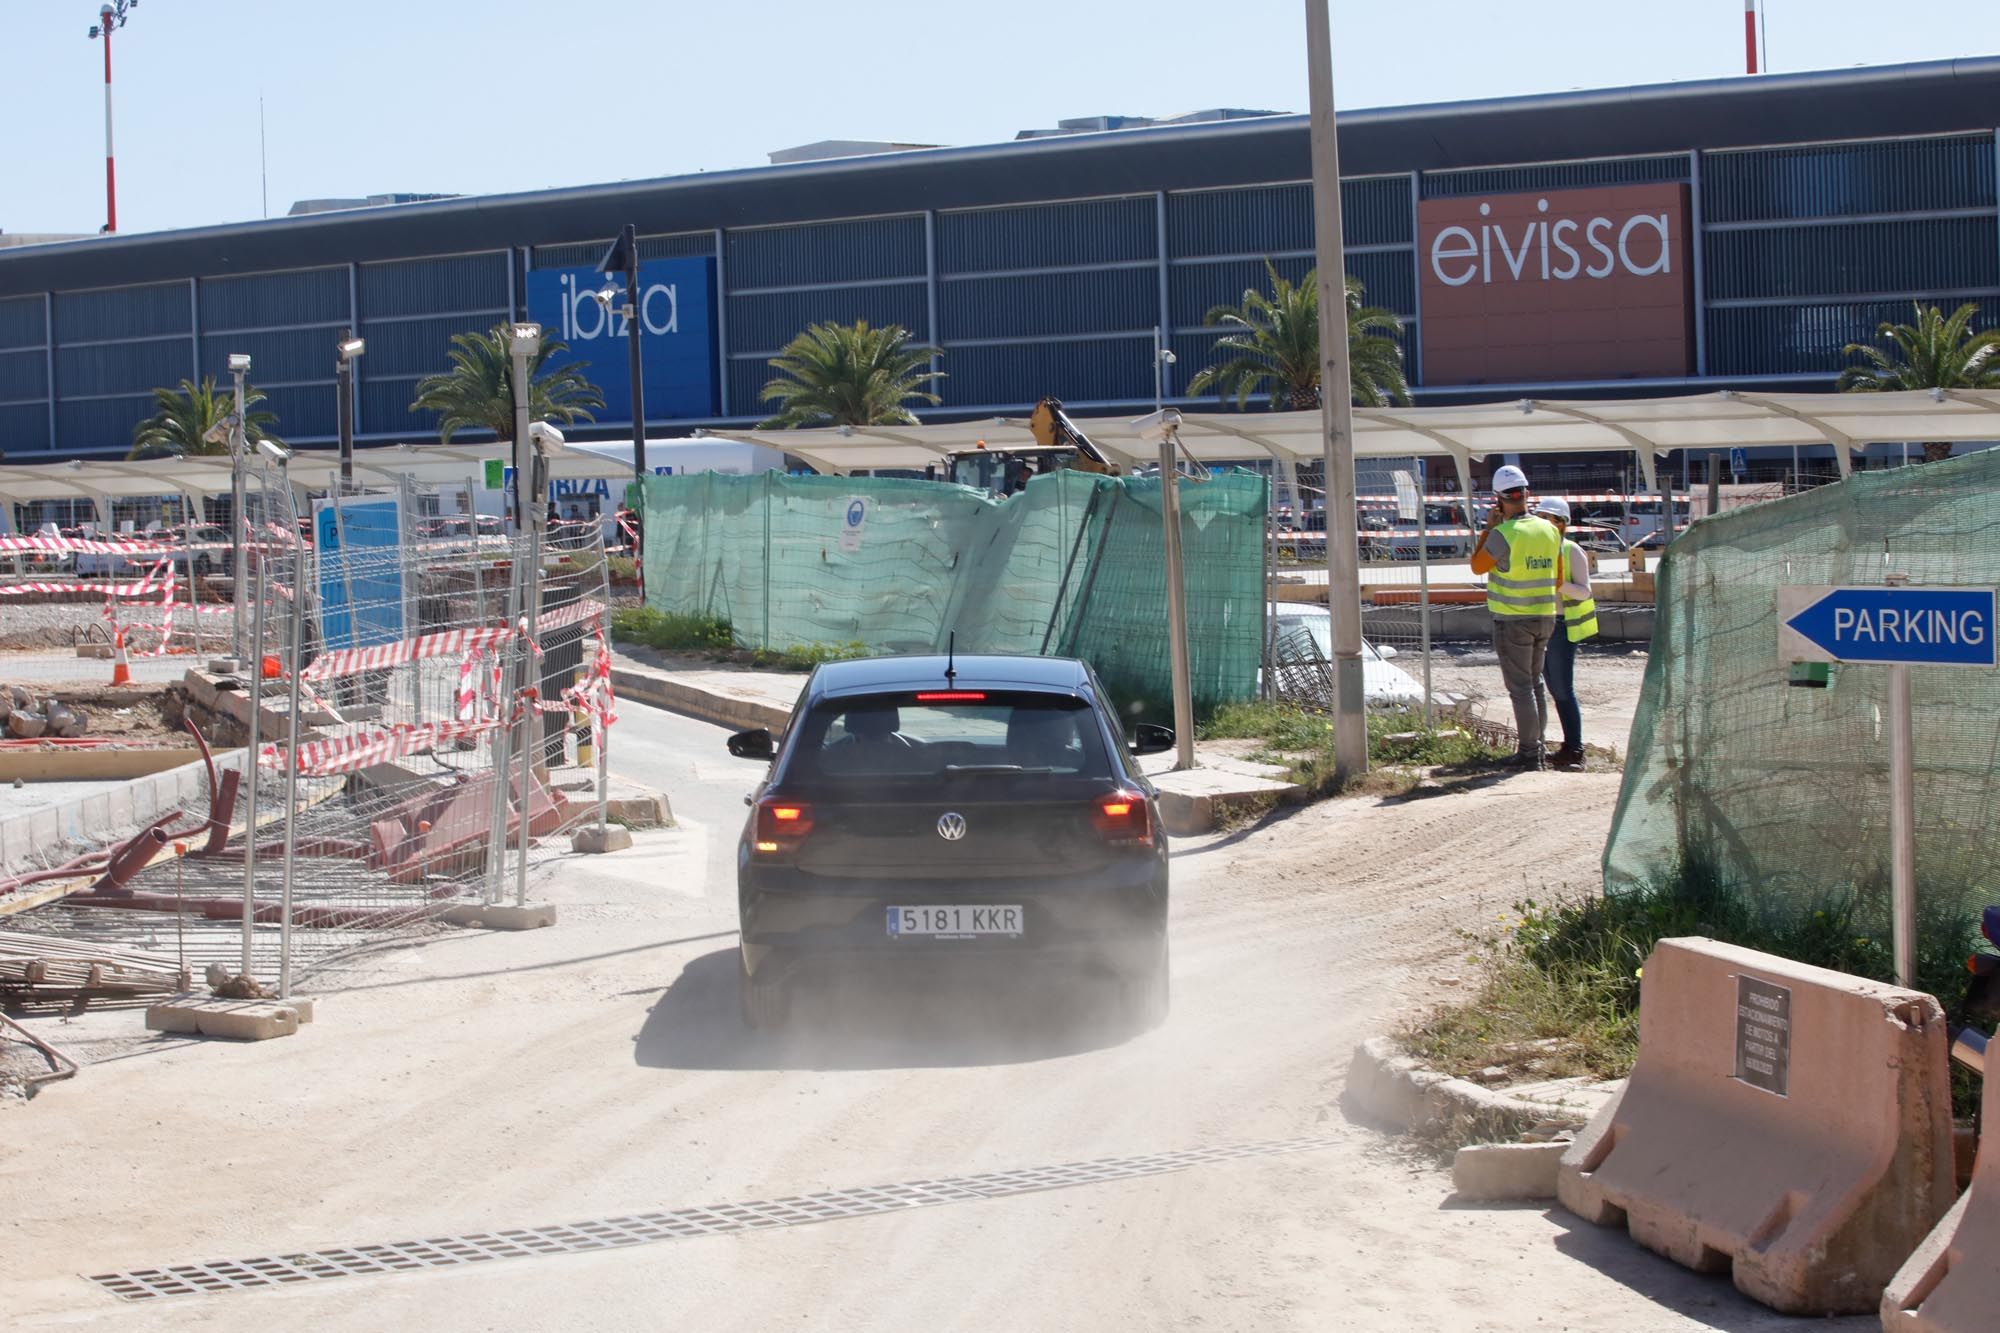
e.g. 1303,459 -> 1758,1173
940,763 -> 1057,776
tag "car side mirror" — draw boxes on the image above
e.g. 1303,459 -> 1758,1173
1376,644 -> 1399,659
1128,723 -> 1176,756
727,727 -> 774,760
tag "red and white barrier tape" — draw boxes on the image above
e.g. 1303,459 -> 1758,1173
260,718 -> 500,777
303,624 -> 514,682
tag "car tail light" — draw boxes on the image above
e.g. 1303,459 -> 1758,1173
915,691 -> 986,702
753,799 -> 814,853
1090,790 -> 1152,845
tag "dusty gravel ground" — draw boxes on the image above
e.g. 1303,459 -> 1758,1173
0,703 -> 1859,1332
1427,642 -> 1652,760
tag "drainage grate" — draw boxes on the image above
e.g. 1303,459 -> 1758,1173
88,1134 -> 1340,1302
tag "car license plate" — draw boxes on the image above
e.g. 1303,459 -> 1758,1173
886,905 -> 1023,938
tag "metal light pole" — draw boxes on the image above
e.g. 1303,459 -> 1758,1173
335,330 -> 365,485
506,324 -> 544,908
1153,330 -> 1177,412
597,224 -> 647,493
1305,0 -> 1368,780
227,353 -> 251,661
86,2 -> 136,234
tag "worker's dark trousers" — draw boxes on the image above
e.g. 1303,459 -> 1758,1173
1492,614 -> 1554,758
1543,629 -> 1582,752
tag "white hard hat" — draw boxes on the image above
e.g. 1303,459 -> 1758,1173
1533,496 -> 1572,521
1491,464 -> 1530,493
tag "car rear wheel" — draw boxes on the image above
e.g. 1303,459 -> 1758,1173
738,950 -> 788,1031
1123,934 -> 1169,1030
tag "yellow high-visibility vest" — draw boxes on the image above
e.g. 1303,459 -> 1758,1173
1485,516 -> 1562,618
1559,541 -> 1599,642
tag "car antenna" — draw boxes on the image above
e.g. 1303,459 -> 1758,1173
945,632 -> 957,685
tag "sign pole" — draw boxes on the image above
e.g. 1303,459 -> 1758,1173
1417,468 -> 1432,731
1888,662 -> 1916,987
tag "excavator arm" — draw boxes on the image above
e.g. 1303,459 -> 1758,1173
1027,398 -> 1119,476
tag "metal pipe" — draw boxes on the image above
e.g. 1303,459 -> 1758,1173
230,365 -> 248,659
241,528 -> 269,975
1889,661 -> 1916,988
277,503 -> 305,999
1305,0 -> 1368,781
1418,463 -> 1433,730
1158,433 -> 1196,771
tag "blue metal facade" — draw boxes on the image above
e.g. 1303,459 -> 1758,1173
2,59 -> 1998,459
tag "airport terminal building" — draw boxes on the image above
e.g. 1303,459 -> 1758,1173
1,57 -> 1996,465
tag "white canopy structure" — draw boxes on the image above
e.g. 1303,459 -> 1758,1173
0,441 -> 636,522
731,388 -> 2000,499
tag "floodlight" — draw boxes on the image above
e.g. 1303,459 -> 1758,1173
1131,408 -> 1184,445
202,413 -> 238,446
256,438 -> 292,465
337,335 -> 366,361
528,421 -> 565,454
507,323 -> 542,357
1158,348 -> 1177,365
227,352 -> 251,373
588,285 -> 620,312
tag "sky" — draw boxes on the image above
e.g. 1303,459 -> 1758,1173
5,1 -> 1998,238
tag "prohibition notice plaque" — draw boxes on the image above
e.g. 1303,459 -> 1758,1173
1734,974 -> 1791,1097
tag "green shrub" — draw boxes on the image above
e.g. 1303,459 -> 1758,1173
1405,849 -> 1985,1113
609,607 -> 734,652
752,640 -> 870,670
1199,701 -> 1507,794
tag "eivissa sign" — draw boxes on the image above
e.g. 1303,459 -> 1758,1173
1416,183 -> 1694,386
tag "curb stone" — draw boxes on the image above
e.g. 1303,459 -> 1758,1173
1343,1036 -> 1596,1145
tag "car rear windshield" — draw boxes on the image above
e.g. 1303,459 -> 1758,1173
788,691 -> 1113,784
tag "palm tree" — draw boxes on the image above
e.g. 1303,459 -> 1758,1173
1839,302 -> 2000,462
1186,261 -> 1410,410
128,377 -> 279,460
758,320 -> 942,428
409,325 -> 604,445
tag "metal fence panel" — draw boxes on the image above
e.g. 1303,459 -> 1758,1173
725,217 -> 926,290
0,294 -> 46,349
940,268 -> 1157,341
357,254 -> 508,320
1421,155 -> 1688,199
52,282 -> 190,343
1703,216 -> 2000,301
938,198 -> 1154,273
197,267 -> 350,331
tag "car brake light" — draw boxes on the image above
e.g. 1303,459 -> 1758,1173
754,799 -> 814,853
1090,791 -> 1152,845
915,691 -> 986,702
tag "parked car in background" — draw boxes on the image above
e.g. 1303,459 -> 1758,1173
1264,602 -> 1434,708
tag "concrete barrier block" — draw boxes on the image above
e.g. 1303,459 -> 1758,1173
571,824 -> 633,854
146,996 -> 300,1041
1558,937 -> 1954,1316
1881,1052 -> 2000,1329
441,902 -> 558,930
1453,1141 -> 1567,1201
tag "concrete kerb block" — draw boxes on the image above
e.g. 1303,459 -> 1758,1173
1342,1037 -> 1591,1141
1882,1041 -> 2000,1329
571,823 -> 633,854
442,902 -> 559,931
145,996 -> 301,1042
1453,1141 -> 1568,1202
1557,937 -> 1955,1317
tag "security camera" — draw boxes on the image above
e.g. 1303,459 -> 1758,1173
528,421 -> 566,453
202,414 -> 237,446
255,438 -> 292,465
1131,408 -> 1184,445
588,285 -> 620,312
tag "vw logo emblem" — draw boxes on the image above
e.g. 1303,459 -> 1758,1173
937,812 -> 968,841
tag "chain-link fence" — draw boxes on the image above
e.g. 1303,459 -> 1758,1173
12,467 -> 620,994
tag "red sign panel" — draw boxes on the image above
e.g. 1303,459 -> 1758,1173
1417,183 -> 1695,386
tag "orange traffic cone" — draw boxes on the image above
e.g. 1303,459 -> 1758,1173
110,629 -> 132,686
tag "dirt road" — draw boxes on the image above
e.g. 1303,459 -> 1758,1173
0,702 -> 1864,1331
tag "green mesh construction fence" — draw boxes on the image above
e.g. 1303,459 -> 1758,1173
1605,448 -> 2000,935
638,469 -> 1268,716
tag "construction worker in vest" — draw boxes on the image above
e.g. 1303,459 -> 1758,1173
1469,465 -> 1562,769
1532,497 -> 1598,770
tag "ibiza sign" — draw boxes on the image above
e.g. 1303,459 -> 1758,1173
524,257 -> 718,421
1417,183 -> 1694,386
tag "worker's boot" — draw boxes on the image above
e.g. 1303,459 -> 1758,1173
1509,748 -> 1545,771
1549,744 -> 1586,770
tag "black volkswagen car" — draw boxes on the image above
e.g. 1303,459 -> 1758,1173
726,654 -> 1175,1030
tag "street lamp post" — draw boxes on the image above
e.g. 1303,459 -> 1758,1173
596,224 -> 647,496
1304,0 -> 1369,781
227,352 -> 251,661
86,2 -> 136,234
505,323 -> 544,908
335,330 -> 365,486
